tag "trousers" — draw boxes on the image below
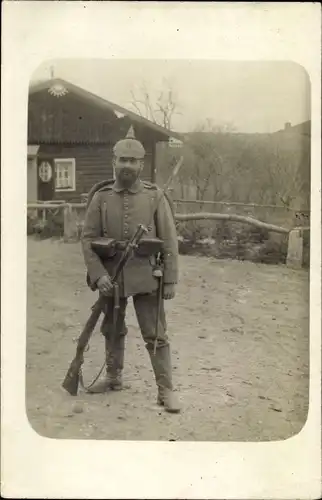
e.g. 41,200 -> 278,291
100,292 -> 169,349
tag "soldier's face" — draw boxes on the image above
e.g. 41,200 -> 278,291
114,156 -> 143,187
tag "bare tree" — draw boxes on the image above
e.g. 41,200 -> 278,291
129,79 -> 181,130
182,120 -> 234,201
265,134 -> 310,209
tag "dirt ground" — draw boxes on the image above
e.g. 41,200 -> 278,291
26,236 -> 309,442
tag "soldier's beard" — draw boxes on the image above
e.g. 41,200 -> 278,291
116,168 -> 140,188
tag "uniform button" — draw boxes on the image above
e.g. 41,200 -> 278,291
124,215 -> 128,219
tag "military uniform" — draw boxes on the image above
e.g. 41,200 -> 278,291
81,128 -> 181,412
82,178 -> 178,296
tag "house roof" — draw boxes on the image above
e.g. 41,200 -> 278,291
29,78 -> 183,142
27,145 -> 40,157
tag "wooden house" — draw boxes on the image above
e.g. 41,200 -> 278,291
27,78 -> 182,202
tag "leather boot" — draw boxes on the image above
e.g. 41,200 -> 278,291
87,335 -> 124,394
147,344 -> 181,413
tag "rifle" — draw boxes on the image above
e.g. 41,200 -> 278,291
62,223 -> 148,396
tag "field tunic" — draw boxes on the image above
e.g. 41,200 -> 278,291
81,178 -> 179,297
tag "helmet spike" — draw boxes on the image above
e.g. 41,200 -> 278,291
126,125 -> 135,139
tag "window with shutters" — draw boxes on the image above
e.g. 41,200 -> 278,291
54,158 -> 76,191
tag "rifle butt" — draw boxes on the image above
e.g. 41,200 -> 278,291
62,298 -> 104,397
62,360 -> 81,396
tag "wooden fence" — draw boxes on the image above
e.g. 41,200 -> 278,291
173,199 -> 310,231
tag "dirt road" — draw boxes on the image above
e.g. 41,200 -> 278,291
26,237 -> 309,441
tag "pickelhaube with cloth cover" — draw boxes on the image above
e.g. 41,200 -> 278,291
113,126 -> 145,159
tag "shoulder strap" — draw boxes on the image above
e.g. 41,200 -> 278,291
86,179 -> 114,209
143,181 -> 175,217
142,181 -> 157,190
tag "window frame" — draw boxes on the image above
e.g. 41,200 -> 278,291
54,158 -> 76,192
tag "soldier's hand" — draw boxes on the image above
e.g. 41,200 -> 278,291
97,275 -> 113,296
163,283 -> 176,300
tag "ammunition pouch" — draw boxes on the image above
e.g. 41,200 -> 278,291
91,237 -> 164,260
91,238 -> 117,260
135,238 -> 164,257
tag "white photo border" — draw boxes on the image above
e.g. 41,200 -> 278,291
1,2 -> 321,499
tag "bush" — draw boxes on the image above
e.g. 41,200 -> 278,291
27,211 -> 64,239
177,220 -> 288,265
234,225 -> 270,244
214,220 -> 233,241
176,220 -> 210,242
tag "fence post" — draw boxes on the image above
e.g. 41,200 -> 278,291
63,204 -> 79,242
286,228 -> 303,269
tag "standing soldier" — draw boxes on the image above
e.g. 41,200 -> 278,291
81,127 -> 181,413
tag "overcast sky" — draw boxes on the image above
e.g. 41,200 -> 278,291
31,59 -> 310,134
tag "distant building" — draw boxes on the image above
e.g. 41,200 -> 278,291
274,120 -> 311,137
27,78 -> 182,202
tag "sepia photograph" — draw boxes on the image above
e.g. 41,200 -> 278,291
2,2 -> 321,498
26,59 -> 310,441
